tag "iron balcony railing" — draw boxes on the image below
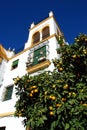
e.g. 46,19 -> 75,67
26,40 -> 49,68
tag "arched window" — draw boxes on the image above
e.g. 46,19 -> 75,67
32,32 -> 40,44
42,26 -> 50,40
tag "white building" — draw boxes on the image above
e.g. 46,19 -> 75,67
0,12 -> 64,130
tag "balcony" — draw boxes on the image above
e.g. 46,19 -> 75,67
26,41 -> 50,73
26,60 -> 50,74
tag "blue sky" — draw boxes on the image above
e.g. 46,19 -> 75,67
0,0 -> 87,52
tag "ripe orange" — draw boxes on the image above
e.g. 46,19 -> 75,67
31,90 -> 34,94
49,106 -> 53,110
62,98 -> 66,102
59,62 -> 62,64
69,92 -> 72,96
83,104 -> 87,107
29,93 -> 33,97
59,67 -> 63,71
34,89 -> 38,93
49,95 -> 52,99
32,86 -> 37,89
56,104 -> 61,107
49,111 -> 54,116
51,96 -> 56,100
63,84 -> 68,89
44,91 -> 47,95
72,55 -> 77,58
52,85 -> 56,88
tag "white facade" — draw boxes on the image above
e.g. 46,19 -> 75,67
0,12 -> 64,130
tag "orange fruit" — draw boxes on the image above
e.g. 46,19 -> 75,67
51,96 -> 56,100
49,95 -> 52,99
59,67 -> 63,71
56,104 -> 61,107
52,85 -> 56,88
83,104 -> 87,107
63,84 -> 68,89
32,86 -> 37,89
29,93 -> 33,97
49,111 -> 54,116
34,89 -> 38,93
31,90 -> 34,94
62,98 -> 66,102
49,106 -> 53,110
72,55 -> 77,58
44,91 -> 47,95
69,92 -> 72,96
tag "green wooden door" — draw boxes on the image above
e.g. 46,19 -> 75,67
33,46 -> 46,65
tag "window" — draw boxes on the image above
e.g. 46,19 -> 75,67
11,59 -> 19,70
32,32 -> 40,44
42,26 -> 50,40
3,85 -> 13,101
33,46 -> 46,65
26,42 -> 50,73
0,127 -> 6,130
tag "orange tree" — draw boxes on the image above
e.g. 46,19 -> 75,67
14,34 -> 87,130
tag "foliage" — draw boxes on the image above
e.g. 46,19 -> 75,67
14,34 -> 87,130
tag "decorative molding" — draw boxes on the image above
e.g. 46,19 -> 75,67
8,34 -> 57,60
26,60 -> 51,74
0,112 -> 14,117
30,34 -> 56,48
8,47 -> 30,60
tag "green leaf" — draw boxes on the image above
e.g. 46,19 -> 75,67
70,128 -> 75,130
37,118 -> 44,126
65,123 -> 70,130
14,33 -> 87,130
42,115 -> 47,120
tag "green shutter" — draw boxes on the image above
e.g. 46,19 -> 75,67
33,46 -> 46,65
3,86 -> 13,101
12,59 -> 19,66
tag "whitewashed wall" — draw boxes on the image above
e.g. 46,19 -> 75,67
0,12 -> 62,130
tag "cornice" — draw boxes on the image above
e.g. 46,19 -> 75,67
8,34 -> 57,60
0,112 -> 14,117
26,60 -> 51,74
